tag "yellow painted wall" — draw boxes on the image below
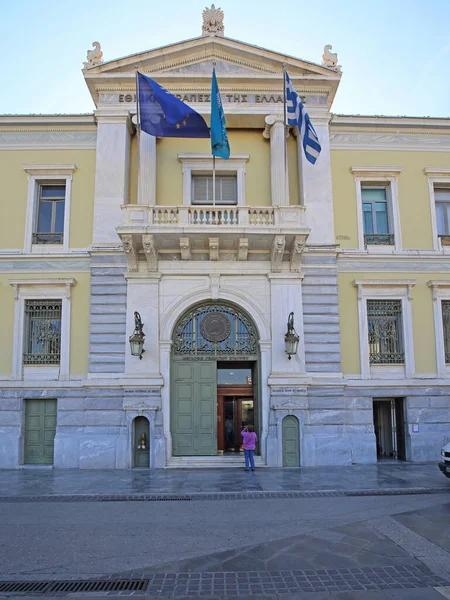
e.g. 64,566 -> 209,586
331,150 -> 450,250
0,150 -> 96,250
338,271 -> 444,375
128,136 -> 138,204
0,271 -> 90,376
156,130 -> 272,206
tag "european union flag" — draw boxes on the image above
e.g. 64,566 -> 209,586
137,72 -> 209,138
210,68 -> 230,159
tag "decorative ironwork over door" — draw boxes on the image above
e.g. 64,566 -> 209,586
173,303 -> 258,360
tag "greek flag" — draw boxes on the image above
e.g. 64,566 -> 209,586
285,71 -> 321,165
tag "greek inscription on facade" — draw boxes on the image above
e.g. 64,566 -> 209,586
117,93 -> 298,104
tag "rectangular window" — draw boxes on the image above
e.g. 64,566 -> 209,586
23,300 -> 62,365
361,186 -> 394,246
192,175 -> 237,205
442,300 -> 450,364
33,184 -> 66,244
367,299 -> 404,364
435,187 -> 450,245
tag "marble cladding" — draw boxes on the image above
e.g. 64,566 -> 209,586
0,383 -> 449,468
88,255 -> 127,374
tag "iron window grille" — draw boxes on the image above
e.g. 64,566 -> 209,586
23,300 -> 62,365
442,300 -> 450,364
173,303 -> 258,360
367,299 -> 404,364
33,184 -> 65,245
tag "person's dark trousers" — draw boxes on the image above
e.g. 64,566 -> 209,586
244,449 -> 255,470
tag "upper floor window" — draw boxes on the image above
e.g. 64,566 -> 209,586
367,299 -> 404,364
442,300 -> 450,364
23,300 -> 62,365
192,174 -> 237,205
33,184 -> 66,245
362,186 -> 394,246
351,166 -> 402,251
435,187 -> 450,244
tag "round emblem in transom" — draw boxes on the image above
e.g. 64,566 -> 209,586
200,313 -> 232,343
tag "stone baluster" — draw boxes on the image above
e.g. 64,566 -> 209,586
263,115 -> 289,206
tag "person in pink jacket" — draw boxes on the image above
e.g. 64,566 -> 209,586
241,425 -> 257,471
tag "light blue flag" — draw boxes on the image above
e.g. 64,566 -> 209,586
210,68 -> 230,159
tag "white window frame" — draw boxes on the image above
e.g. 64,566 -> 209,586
351,166 -> 403,252
424,168 -> 450,252
23,164 -> 77,253
9,278 -> 76,381
353,279 -> 415,379
178,154 -> 249,206
428,280 -> 450,377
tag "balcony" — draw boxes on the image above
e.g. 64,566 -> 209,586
116,204 -> 309,273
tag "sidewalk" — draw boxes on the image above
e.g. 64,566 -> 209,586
0,462 -> 448,498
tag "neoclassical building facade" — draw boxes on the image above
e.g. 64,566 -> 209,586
1,8 -> 449,469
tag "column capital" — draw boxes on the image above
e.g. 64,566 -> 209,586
94,109 -> 134,133
263,114 -> 286,139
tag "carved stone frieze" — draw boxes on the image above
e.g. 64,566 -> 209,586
83,42 -> 103,70
180,237 -> 191,260
238,238 -> 249,261
122,235 -> 138,272
271,236 -> 285,272
202,4 -> 224,37
209,237 -> 219,261
290,235 -> 306,272
142,234 -> 158,272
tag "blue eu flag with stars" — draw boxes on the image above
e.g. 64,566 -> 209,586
137,72 -> 210,138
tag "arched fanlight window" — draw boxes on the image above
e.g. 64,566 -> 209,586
173,303 -> 258,359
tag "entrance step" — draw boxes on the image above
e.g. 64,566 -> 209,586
166,455 -> 266,468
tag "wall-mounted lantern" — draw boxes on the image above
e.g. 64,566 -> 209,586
129,311 -> 145,359
284,312 -> 299,360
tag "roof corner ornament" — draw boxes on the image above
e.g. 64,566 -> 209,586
83,42 -> 103,70
202,4 -> 224,37
322,45 -> 342,72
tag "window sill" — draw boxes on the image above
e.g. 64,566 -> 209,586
23,365 -> 60,381
370,364 -> 405,378
31,244 -> 64,254
365,244 -> 397,254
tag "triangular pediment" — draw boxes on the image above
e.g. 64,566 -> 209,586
84,34 -> 341,109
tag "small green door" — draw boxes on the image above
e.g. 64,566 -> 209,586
133,416 -> 150,468
172,361 -> 217,456
24,399 -> 57,465
282,415 -> 300,467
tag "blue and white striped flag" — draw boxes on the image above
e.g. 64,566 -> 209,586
285,71 -> 321,165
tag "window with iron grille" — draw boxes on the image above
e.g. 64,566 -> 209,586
367,299 -> 404,364
192,174 -> 237,205
362,186 -> 394,246
33,184 -> 66,244
23,300 -> 62,365
435,187 -> 450,245
442,300 -> 450,364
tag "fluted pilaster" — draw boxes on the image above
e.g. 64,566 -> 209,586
263,115 -> 289,206
138,132 -> 156,205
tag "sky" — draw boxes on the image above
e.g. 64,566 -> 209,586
1,0 -> 450,118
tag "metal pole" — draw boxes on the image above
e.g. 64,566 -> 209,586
212,62 -> 216,207
135,70 -> 141,204
282,63 -> 288,205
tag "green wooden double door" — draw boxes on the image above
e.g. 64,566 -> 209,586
24,399 -> 57,465
172,361 -> 217,456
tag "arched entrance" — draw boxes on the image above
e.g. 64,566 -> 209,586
171,302 -> 259,457
282,415 -> 300,467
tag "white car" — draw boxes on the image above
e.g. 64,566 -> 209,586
439,442 -> 450,478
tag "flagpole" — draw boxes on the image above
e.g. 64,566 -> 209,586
135,69 -> 141,204
212,63 -> 217,207
282,63 -> 288,206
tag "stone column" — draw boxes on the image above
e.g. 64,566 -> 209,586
92,110 -> 132,246
159,340 -> 172,465
124,273 -> 163,379
268,273 -> 305,379
138,132 -> 156,205
263,115 -> 289,206
297,114 -> 335,243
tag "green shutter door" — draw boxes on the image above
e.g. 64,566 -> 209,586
172,361 -> 217,456
24,399 -> 57,465
282,415 -> 300,467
